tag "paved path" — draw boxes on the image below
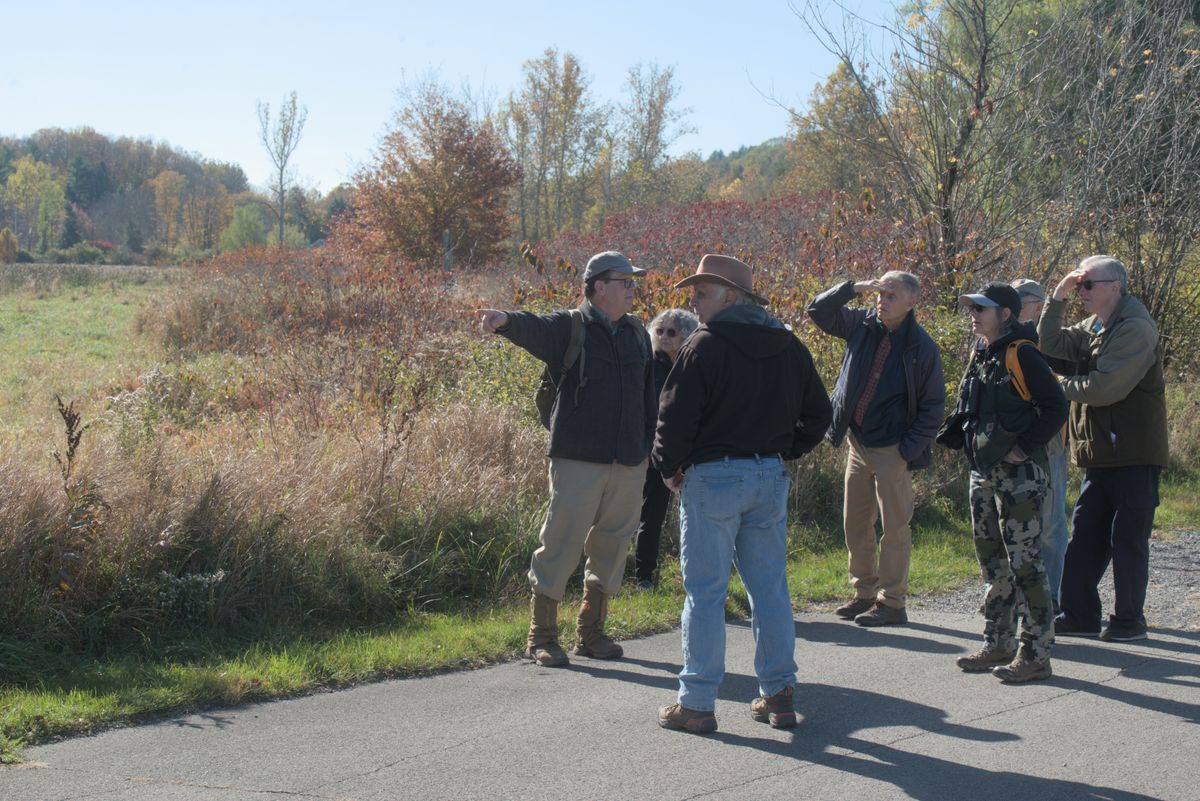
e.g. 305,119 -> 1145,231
4,610 -> 1199,801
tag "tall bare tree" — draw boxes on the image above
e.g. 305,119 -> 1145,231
797,0 -> 1059,291
499,49 -> 607,240
1031,0 -> 1200,366
257,91 -> 308,247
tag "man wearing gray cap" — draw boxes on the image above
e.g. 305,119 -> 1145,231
478,251 -> 655,666
1012,278 -> 1070,612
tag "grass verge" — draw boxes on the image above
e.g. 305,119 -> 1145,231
0,521 -> 976,763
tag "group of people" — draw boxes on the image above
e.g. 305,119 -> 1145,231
476,249 -> 1168,735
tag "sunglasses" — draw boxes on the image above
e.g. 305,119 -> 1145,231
968,303 -> 990,313
600,277 -> 637,289
1076,278 -> 1118,291
655,327 -> 679,337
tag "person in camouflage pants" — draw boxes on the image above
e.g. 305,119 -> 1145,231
937,282 -> 1067,683
970,460 -> 1054,664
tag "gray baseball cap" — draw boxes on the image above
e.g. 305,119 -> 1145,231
582,251 -> 646,282
1011,278 -> 1047,301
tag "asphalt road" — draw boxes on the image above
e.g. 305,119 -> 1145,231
4,610 -> 1198,801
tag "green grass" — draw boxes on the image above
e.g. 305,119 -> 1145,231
0,520 -> 977,763
1,472 -> 1194,763
0,265 -> 175,438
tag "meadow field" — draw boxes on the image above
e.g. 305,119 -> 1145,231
1,259 -> 1196,762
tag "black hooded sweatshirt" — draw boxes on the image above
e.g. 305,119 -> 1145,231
653,305 -> 832,478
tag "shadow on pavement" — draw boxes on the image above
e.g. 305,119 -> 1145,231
710,683 -> 1160,801
790,619 -> 965,654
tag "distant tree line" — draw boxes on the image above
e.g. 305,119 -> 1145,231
0,126 -> 346,264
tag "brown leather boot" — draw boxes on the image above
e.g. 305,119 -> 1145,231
526,592 -> 569,667
574,584 -> 623,659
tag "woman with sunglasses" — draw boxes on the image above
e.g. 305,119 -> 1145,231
937,281 -> 1067,683
634,308 -> 700,589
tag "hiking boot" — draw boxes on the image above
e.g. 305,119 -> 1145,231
993,655 -> 1052,684
750,686 -> 798,729
855,602 -> 908,627
574,584 -> 623,659
526,592 -> 569,667
956,646 -> 1016,673
658,704 -> 717,734
1099,616 -> 1148,642
835,597 -> 875,620
1053,615 -> 1100,638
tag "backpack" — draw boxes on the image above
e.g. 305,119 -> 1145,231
1005,339 -> 1035,401
535,309 -> 586,429
1007,338 -> 1068,445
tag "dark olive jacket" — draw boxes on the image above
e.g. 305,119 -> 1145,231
498,299 -> 655,466
1037,294 -> 1168,469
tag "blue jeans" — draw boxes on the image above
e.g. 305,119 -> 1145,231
1042,447 -> 1071,603
677,456 -> 796,712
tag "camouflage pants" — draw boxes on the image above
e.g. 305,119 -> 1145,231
969,460 -> 1055,662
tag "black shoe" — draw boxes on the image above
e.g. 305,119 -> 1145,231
1053,615 -> 1100,638
1099,617 -> 1148,642
835,597 -> 875,620
855,602 -> 907,627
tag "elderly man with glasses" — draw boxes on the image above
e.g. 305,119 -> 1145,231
1038,255 -> 1169,642
477,251 -> 656,667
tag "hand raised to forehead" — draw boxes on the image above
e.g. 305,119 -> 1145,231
853,279 -> 883,295
1051,269 -> 1086,301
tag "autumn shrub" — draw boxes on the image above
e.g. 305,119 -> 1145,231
0,398 -> 547,656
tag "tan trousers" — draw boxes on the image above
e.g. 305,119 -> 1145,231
843,433 -> 915,609
528,457 -> 645,601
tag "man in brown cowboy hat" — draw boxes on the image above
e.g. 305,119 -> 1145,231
807,271 -> 945,627
654,254 -> 831,734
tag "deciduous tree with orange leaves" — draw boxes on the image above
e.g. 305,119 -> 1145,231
346,82 -> 520,269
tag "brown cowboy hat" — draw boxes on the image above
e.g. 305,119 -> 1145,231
673,254 -> 768,305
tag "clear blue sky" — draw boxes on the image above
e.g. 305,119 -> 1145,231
2,0 -> 897,194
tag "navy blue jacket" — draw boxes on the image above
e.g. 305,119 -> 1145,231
807,280 -> 945,469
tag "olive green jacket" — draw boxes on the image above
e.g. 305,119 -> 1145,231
1037,294 -> 1168,469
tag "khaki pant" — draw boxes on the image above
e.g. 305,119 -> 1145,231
843,433 -> 915,609
528,457 -> 645,601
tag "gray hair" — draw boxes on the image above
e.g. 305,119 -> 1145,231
1080,254 -> 1128,295
709,284 -> 755,307
879,270 -> 920,298
648,308 -> 700,352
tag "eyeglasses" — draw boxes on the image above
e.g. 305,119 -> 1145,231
599,277 -> 637,289
1076,278 -> 1118,291
655,327 -> 678,338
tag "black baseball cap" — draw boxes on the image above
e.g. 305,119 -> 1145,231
959,281 -> 1022,318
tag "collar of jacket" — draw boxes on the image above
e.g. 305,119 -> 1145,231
977,320 -> 1038,357
580,298 -> 622,333
709,303 -> 785,328
866,308 -> 916,348
1090,292 -> 1150,335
